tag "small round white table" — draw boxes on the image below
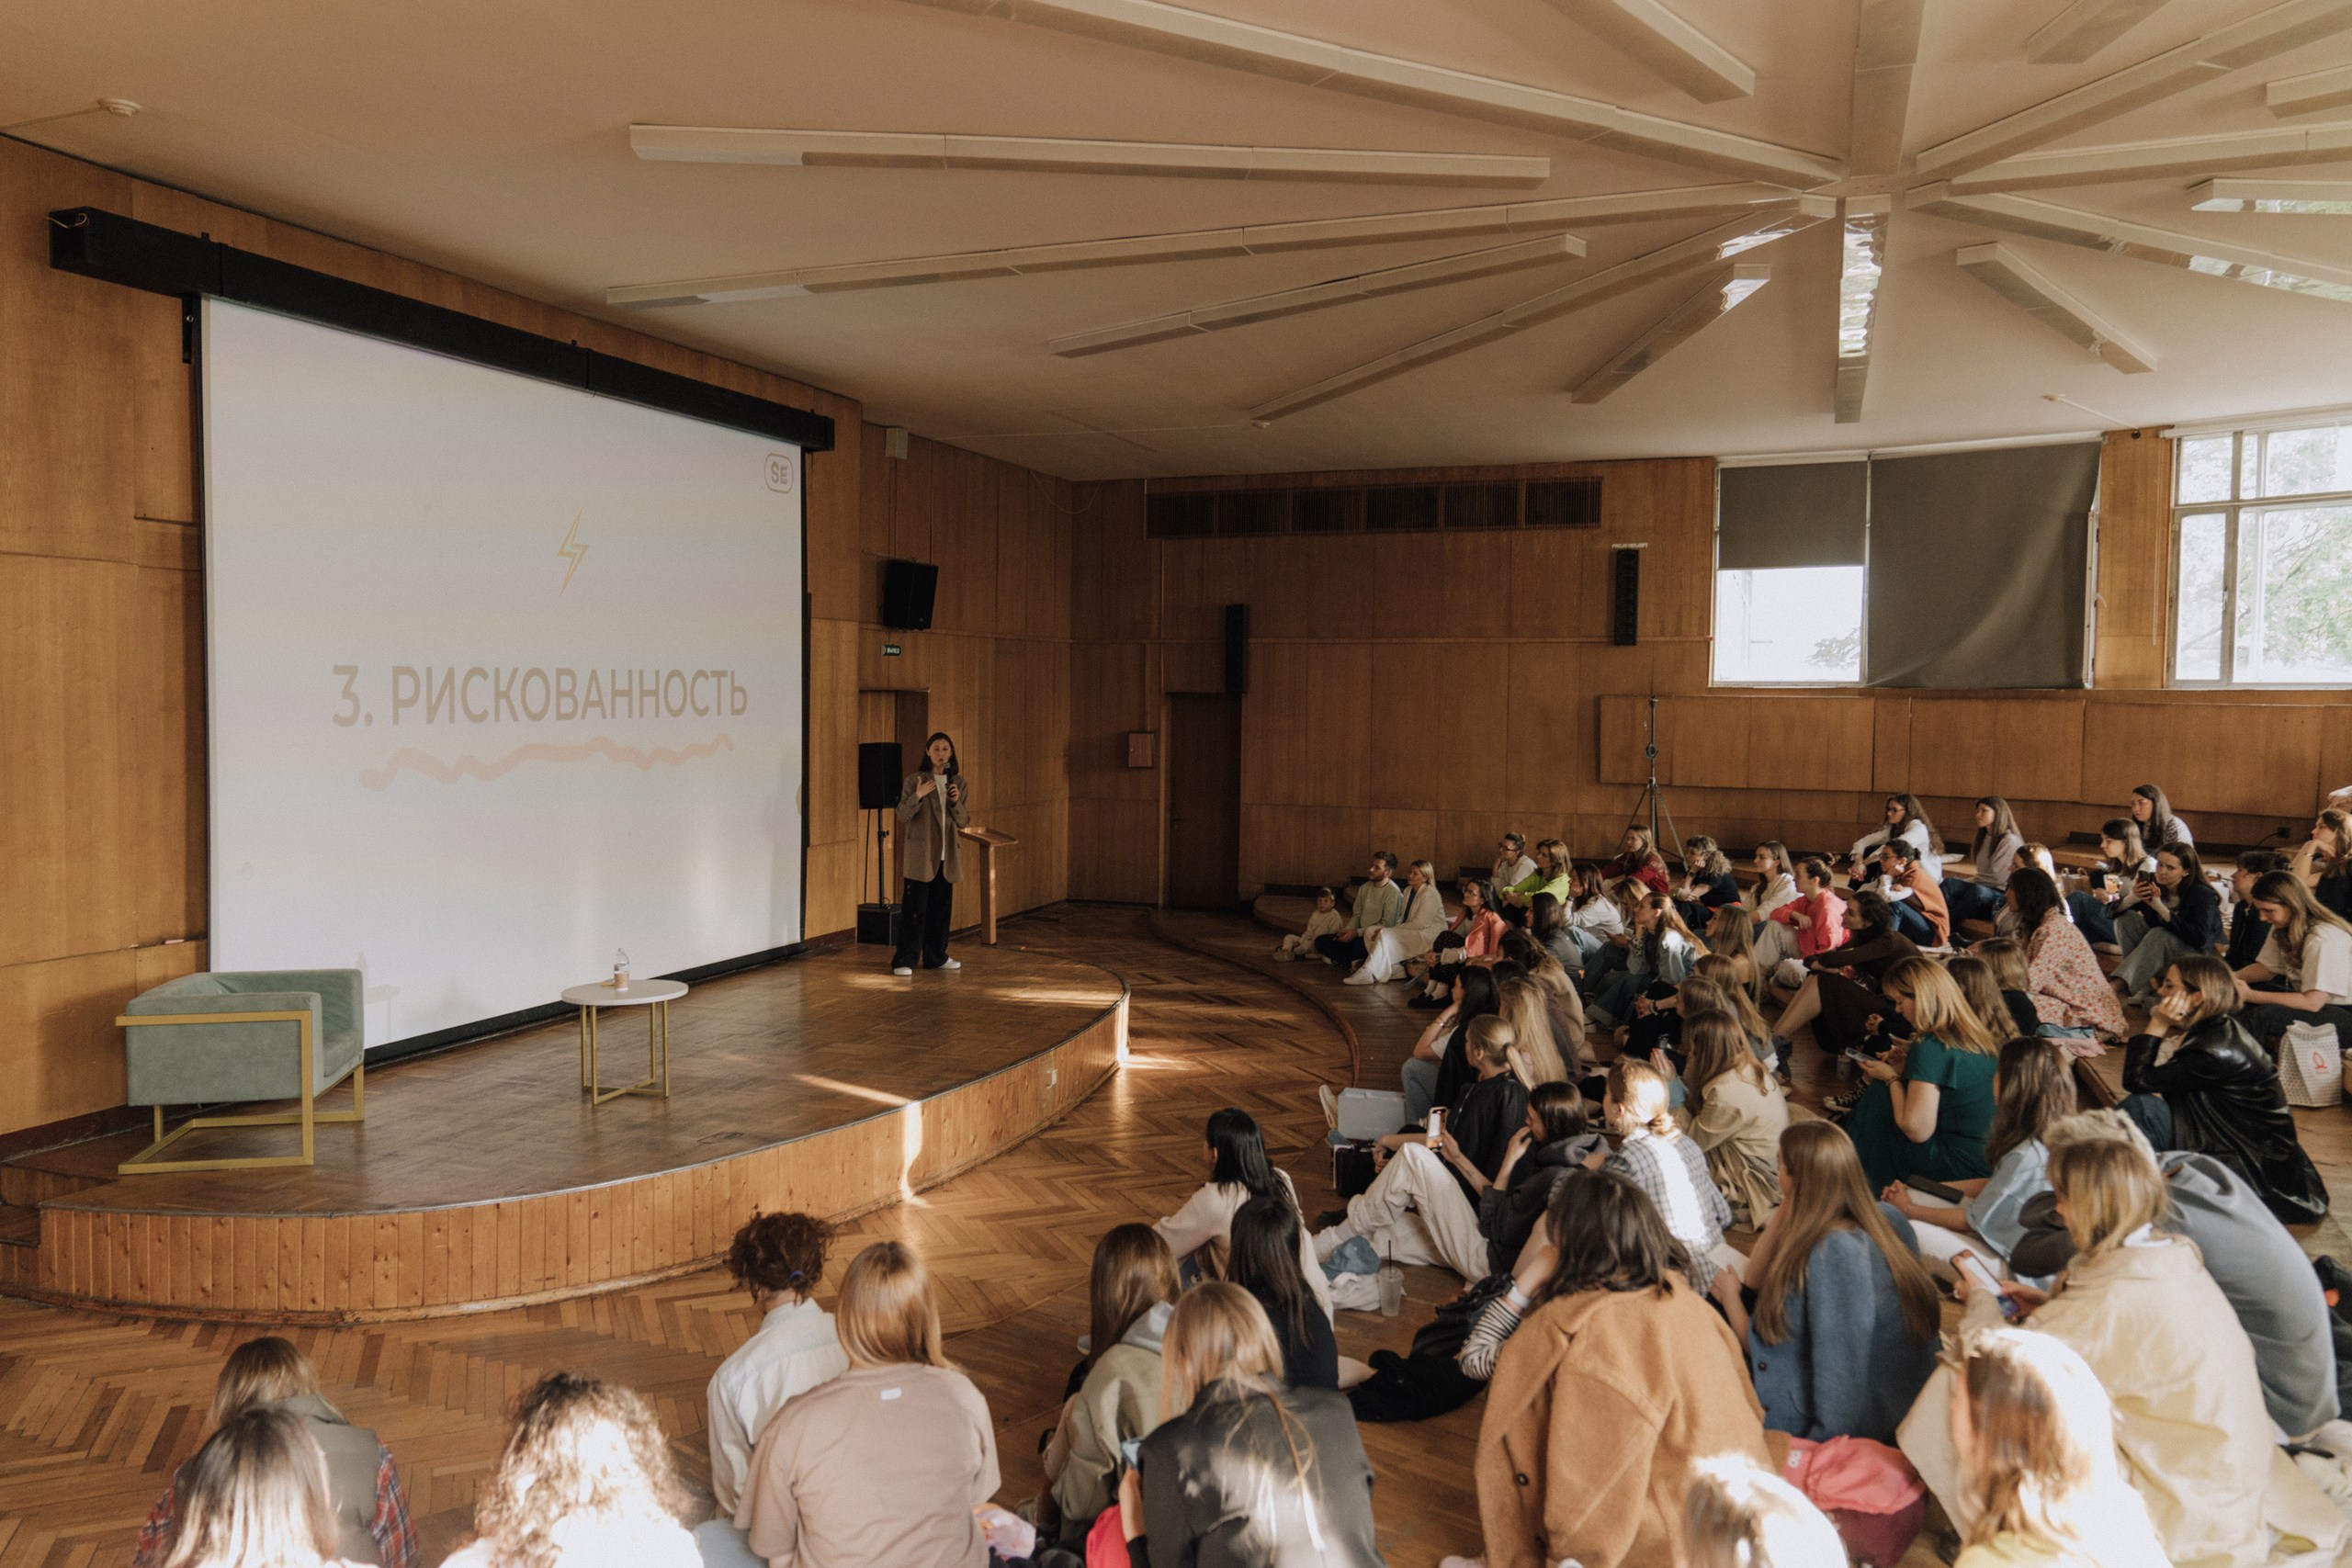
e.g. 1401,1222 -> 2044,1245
560,978 -> 686,1105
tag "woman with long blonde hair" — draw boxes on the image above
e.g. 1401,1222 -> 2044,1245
1740,1121 -> 1939,1442
1682,1009 -> 1788,1228
1115,1283 -> 1378,1563
2233,869 -> 2352,1051
1692,953 -> 1774,1052
450,1374 -> 695,1568
1498,976 -> 1570,1087
2294,807 -> 2352,919
1949,953 -> 2026,1047
1843,957 -> 2002,1190
1703,905 -> 1760,996
1683,1453 -> 1847,1568
737,1243 -> 1000,1568
1499,931 -> 1589,1074
1945,1329 -> 2167,1568
155,1407 -> 358,1568
1589,893 -> 1703,1032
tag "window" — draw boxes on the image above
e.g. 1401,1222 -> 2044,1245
1713,566 -> 1865,684
2172,425 -> 2352,686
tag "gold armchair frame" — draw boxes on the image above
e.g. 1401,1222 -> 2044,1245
115,1009 -> 366,1175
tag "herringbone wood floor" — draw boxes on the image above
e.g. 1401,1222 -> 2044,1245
0,907 -> 1487,1567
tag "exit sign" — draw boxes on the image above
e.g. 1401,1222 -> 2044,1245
883,643 -> 902,657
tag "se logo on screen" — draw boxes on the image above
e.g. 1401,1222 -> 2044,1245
765,453 -> 794,493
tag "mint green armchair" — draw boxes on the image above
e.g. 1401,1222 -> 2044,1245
118,969 -> 366,1174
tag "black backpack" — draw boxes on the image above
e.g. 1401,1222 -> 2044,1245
1346,1274 -> 1508,1423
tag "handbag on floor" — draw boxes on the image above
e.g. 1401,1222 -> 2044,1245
1332,1140 -> 1379,1199
2280,1021 -> 2345,1108
1347,1275 -> 1508,1423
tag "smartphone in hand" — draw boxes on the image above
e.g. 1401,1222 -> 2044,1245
1119,1437 -> 1143,1471
1954,1249 -> 2023,1321
1426,1109 -> 1445,1148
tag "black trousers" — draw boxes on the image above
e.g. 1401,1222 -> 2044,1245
893,870 -> 956,970
1316,931 -> 1369,968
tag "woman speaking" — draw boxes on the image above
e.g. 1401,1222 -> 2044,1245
891,732 -> 970,976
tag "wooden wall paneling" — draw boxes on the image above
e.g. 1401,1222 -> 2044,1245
1302,645 -> 1374,809
0,951 -> 140,1139
1871,696 -> 1913,794
1509,646 -> 1589,815
1070,482 -> 1152,643
0,145 -> 136,563
2091,430 -> 2174,691
0,558 -> 134,968
1162,640 -> 1225,696
1071,642 -> 1154,803
808,619 -> 861,850
1438,669 -> 1510,816
859,422 -> 895,560
1368,645 -> 1447,808
1742,697 -> 1877,795
128,558 -> 206,943
2082,701 -> 2323,818
1660,696 -> 1753,790
805,409 -> 862,624
995,466 -> 1034,641
1906,698 -> 2085,805
1368,811 -> 1442,877
1507,525 -> 1592,642
2323,706 -> 2352,799
129,287 -> 196,526
1241,642 -> 1309,807
1595,694 -> 1648,787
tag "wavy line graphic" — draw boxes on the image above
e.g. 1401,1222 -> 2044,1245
360,734 -> 735,789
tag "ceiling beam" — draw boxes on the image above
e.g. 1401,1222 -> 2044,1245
604,182 -> 1803,307
1247,197 -> 1833,421
1536,0 -> 1754,103
1835,197 -> 1889,424
1913,0 -> 2352,177
2268,62 -> 2352,115
2190,175 -> 2352,210
2025,0 -> 2179,64
900,0 -> 1840,183
1908,185 -> 2352,301
627,124 -> 1553,186
1953,241 -> 2157,371
1050,232 -> 1587,355
1949,121 -> 2352,191
1849,0 -> 1925,176
1569,263 -> 1771,401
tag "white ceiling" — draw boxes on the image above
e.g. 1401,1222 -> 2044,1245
9,0 -> 2352,478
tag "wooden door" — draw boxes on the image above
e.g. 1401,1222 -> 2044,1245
1166,694 -> 1242,908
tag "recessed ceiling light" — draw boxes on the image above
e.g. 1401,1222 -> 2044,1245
97,98 -> 140,117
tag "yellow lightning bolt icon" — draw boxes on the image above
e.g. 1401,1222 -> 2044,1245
556,510 -> 587,593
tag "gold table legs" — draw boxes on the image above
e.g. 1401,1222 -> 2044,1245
576,1000 -> 670,1105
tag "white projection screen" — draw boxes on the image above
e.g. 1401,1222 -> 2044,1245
202,299 -> 807,1050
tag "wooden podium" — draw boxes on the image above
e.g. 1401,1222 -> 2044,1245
959,826 -> 1019,945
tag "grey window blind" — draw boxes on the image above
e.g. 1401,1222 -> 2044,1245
1716,462 -> 1868,570
1863,441 -> 2100,689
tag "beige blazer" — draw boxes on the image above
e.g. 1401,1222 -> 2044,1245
896,770 -> 972,883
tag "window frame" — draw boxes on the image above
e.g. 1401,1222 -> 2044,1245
1708,562 -> 1870,688
2169,426 -> 2352,689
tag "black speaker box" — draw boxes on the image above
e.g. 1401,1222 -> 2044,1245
1611,548 -> 1641,647
858,741 -> 903,810
856,902 -> 900,947
1224,603 -> 1250,694
881,558 -> 939,630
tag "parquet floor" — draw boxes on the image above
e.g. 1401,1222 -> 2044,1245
0,907 -> 1485,1567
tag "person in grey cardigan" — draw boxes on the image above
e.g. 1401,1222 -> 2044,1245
2008,1116 -> 2340,1439
1739,1122 -> 1941,1444
1944,796 -> 2023,928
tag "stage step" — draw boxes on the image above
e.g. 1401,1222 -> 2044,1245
0,1151 -> 112,1208
0,1203 -> 38,1249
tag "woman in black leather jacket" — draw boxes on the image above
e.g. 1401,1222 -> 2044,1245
2121,954 -> 2327,1225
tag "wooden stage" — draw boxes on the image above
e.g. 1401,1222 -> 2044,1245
0,943 -> 1125,1325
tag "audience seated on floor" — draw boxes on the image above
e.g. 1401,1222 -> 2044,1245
1875,838 -> 1951,949
1944,1327 -> 2168,1568
2008,869 -> 2127,1043
1765,855 -> 1848,990
1401,965 -> 1502,1123
1553,863 -> 1626,975
1035,1224 -> 1176,1551
1848,794 -> 1941,887
1315,851 -> 1404,972
1498,836 -> 1573,923
1901,1126 -> 2346,1568
1681,1009 -> 1788,1228
1588,893 -> 1702,1031
1741,1121 -> 1939,1444
1768,889 -> 1918,1064
2233,869 -> 2352,1052
1841,958 -> 2001,1191
1474,1080 -> 1605,1280
1491,831 -> 1536,903
1154,1107 -> 1332,1321
2131,782 -> 2196,853
1272,885 -> 1343,963
1114,1282 -> 1379,1566
2007,1113 -> 2341,1442
136,1336 -> 414,1568
1346,857 -> 1446,987
703,1212 -> 846,1527
1599,826 -> 1671,898
152,1405 -> 377,1568
736,1242 -> 1000,1568
2109,842 -> 2222,1005
1947,796 -> 2023,930
1881,1033 -> 2073,1283
1742,841 -> 1802,970
450,1373 -> 697,1568
1229,1194 -> 1340,1392
2294,807 -> 2352,919
1672,835 -> 1742,931
1702,906 -> 1760,997
1471,1168 -> 1770,1568
2229,851 -> 2291,967
1968,941 -> 2045,1040
1317,1015 -> 1529,1284
1495,973 -> 1573,1086
2122,953 -> 2330,1224
2065,816 -> 2157,949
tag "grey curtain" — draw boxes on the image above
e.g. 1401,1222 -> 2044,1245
1717,462 -> 1868,570
1863,442 -> 2100,689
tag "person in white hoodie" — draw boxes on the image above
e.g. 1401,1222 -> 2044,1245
1347,860 -> 1449,986
1152,1108 -> 1333,1321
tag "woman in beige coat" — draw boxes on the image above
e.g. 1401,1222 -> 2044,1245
1899,1118 -> 2345,1568
1475,1167 -> 1770,1568
890,732 -> 971,976
1039,1226 -> 1175,1549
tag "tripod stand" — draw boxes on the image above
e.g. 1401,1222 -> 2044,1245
1625,694 -> 1682,858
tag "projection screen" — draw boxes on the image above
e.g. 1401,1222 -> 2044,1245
202,299 -> 806,1050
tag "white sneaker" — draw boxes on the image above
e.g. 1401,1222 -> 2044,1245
1342,968 -> 1378,987
891,965 -> 914,976
1312,1220 -> 1357,1263
935,958 -> 962,972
